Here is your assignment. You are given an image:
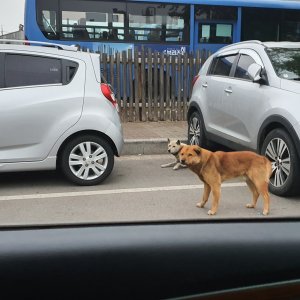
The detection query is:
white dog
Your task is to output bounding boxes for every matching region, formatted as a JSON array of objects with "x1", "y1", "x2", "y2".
[{"x1": 161, "y1": 139, "x2": 187, "y2": 170}]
